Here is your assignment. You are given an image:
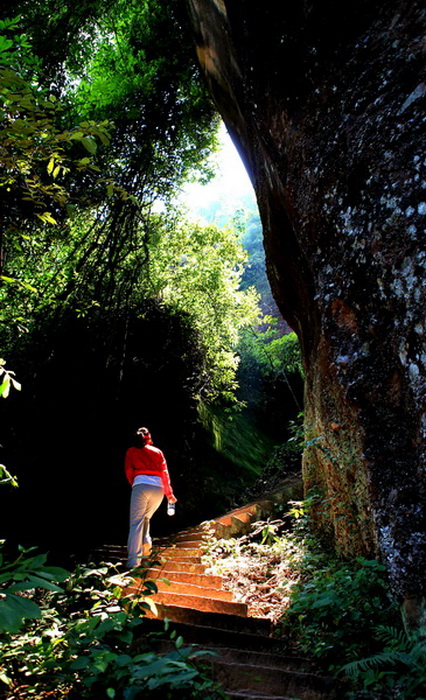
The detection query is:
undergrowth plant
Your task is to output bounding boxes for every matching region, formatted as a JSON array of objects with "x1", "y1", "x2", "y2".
[
  {"x1": 0, "y1": 561, "x2": 226, "y2": 699},
  {"x1": 278, "y1": 497, "x2": 426, "y2": 699},
  {"x1": 280, "y1": 555, "x2": 396, "y2": 664},
  {"x1": 342, "y1": 625, "x2": 426, "y2": 699}
]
